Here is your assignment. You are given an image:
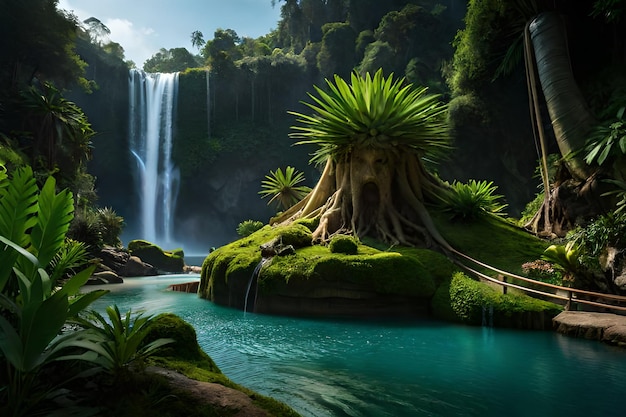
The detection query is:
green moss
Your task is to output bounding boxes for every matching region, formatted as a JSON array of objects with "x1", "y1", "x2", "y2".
[
  {"x1": 430, "y1": 279, "x2": 458, "y2": 322},
  {"x1": 201, "y1": 224, "x2": 450, "y2": 301},
  {"x1": 146, "y1": 314, "x2": 219, "y2": 370},
  {"x1": 128, "y1": 239, "x2": 185, "y2": 272},
  {"x1": 257, "y1": 242, "x2": 450, "y2": 298},
  {"x1": 143, "y1": 313, "x2": 301, "y2": 417},
  {"x1": 293, "y1": 217, "x2": 320, "y2": 232},
  {"x1": 446, "y1": 272, "x2": 562, "y2": 325},
  {"x1": 328, "y1": 234, "x2": 359, "y2": 254},
  {"x1": 433, "y1": 213, "x2": 550, "y2": 275},
  {"x1": 201, "y1": 214, "x2": 559, "y2": 325}
]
